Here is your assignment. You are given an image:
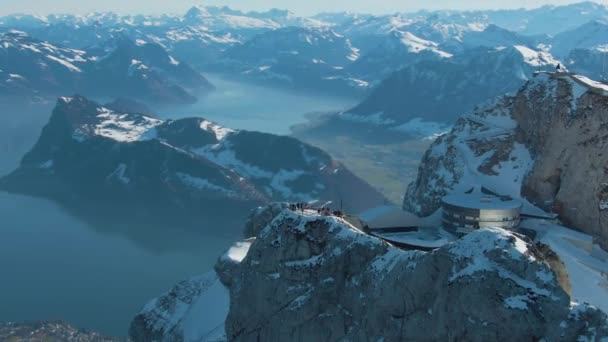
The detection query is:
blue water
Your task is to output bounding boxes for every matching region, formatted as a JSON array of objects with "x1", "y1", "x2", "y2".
[
  {"x1": 0, "y1": 81, "x2": 354, "y2": 336},
  {"x1": 162, "y1": 74, "x2": 357, "y2": 135}
]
